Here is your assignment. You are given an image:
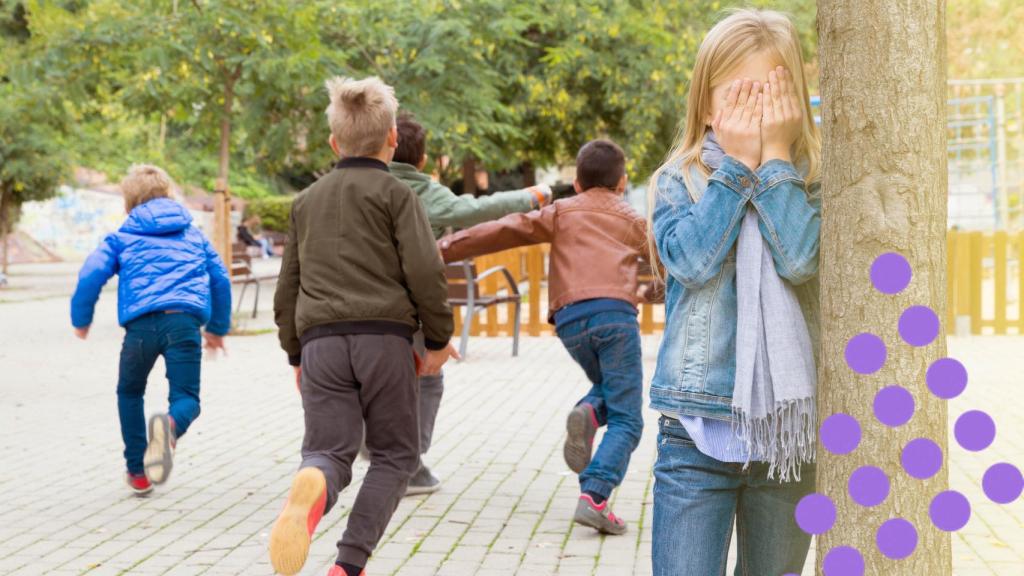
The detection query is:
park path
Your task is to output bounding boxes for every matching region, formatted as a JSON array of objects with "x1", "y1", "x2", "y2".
[{"x1": 0, "y1": 262, "x2": 1020, "y2": 575}]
